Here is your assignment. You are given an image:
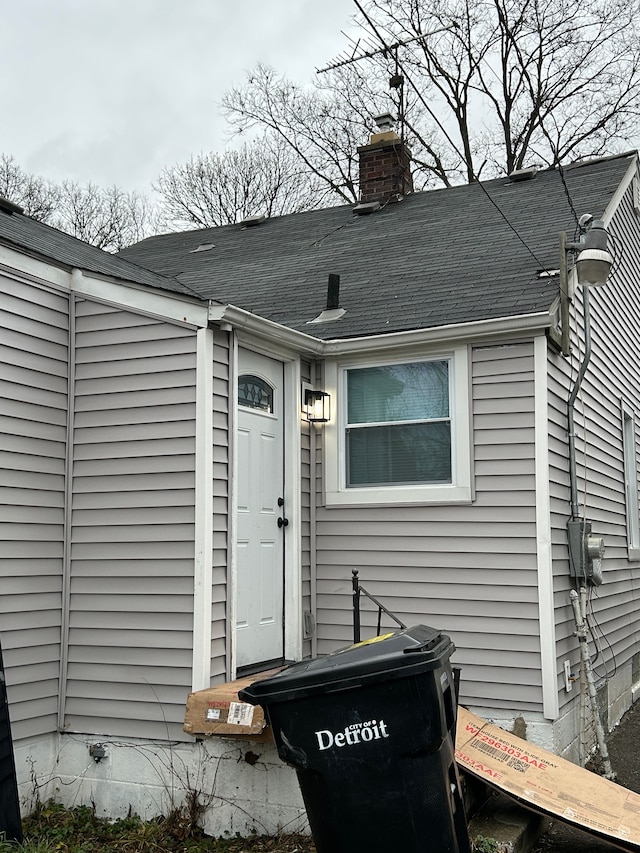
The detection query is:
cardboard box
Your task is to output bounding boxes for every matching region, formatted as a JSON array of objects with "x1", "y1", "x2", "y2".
[
  {"x1": 456, "y1": 707, "x2": 640, "y2": 849},
  {"x1": 184, "y1": 670, "x2": 280, "y2": 739}
]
